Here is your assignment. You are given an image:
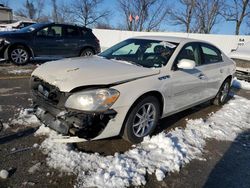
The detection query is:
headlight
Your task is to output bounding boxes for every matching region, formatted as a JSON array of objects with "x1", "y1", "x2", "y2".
[{"x1": 65, "y1": 88, "x2": 120, "y2": 112}]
